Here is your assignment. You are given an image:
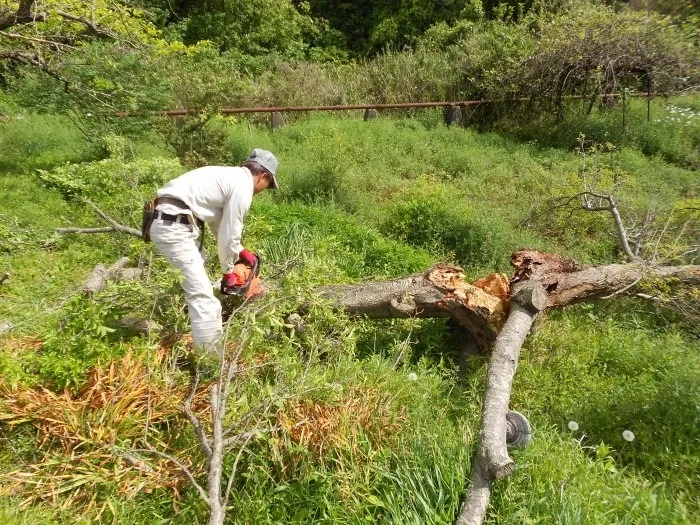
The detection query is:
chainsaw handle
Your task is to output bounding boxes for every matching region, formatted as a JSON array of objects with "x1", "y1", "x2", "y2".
[{"x1": 220, "y1": 253, "x2": 261, "y2": 296}]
